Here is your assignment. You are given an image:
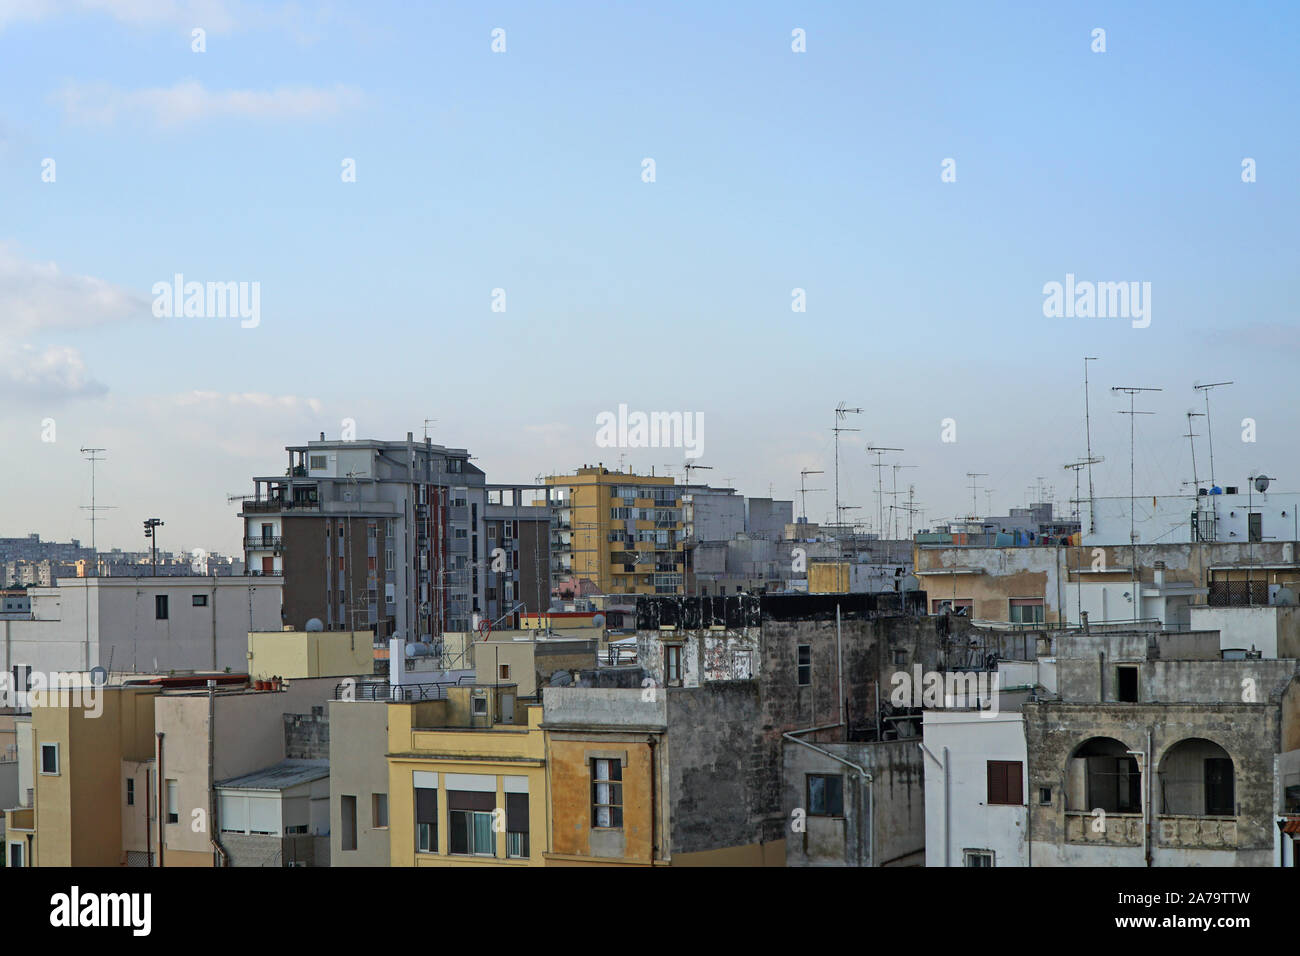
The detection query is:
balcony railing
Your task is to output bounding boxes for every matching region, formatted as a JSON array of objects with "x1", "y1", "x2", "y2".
[
  {"x1": 242, "y1": 498, "x2": 318, "y2": 513},
  {"x1": 245, "y1": 537, "x2": 283, "y2": 550}
]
